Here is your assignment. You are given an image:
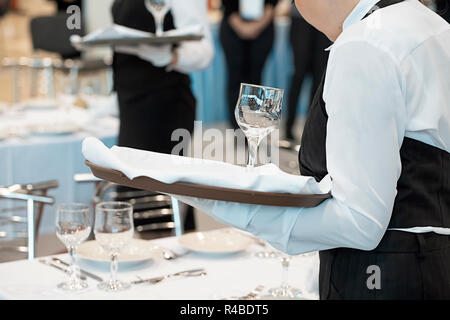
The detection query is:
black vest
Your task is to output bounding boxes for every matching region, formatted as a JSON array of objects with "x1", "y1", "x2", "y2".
[
  {"x1": 299, "y1": 1, "x2": 450, "y2": 232},
  {"x1": 111, "y1": 0, "x2": 190, "y2": 93}
]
